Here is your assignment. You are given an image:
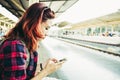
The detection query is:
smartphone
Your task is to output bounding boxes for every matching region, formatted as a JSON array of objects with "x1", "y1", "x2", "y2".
[{"x1": 59, "y1": 58, "x2": 67, "y2": 62}]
